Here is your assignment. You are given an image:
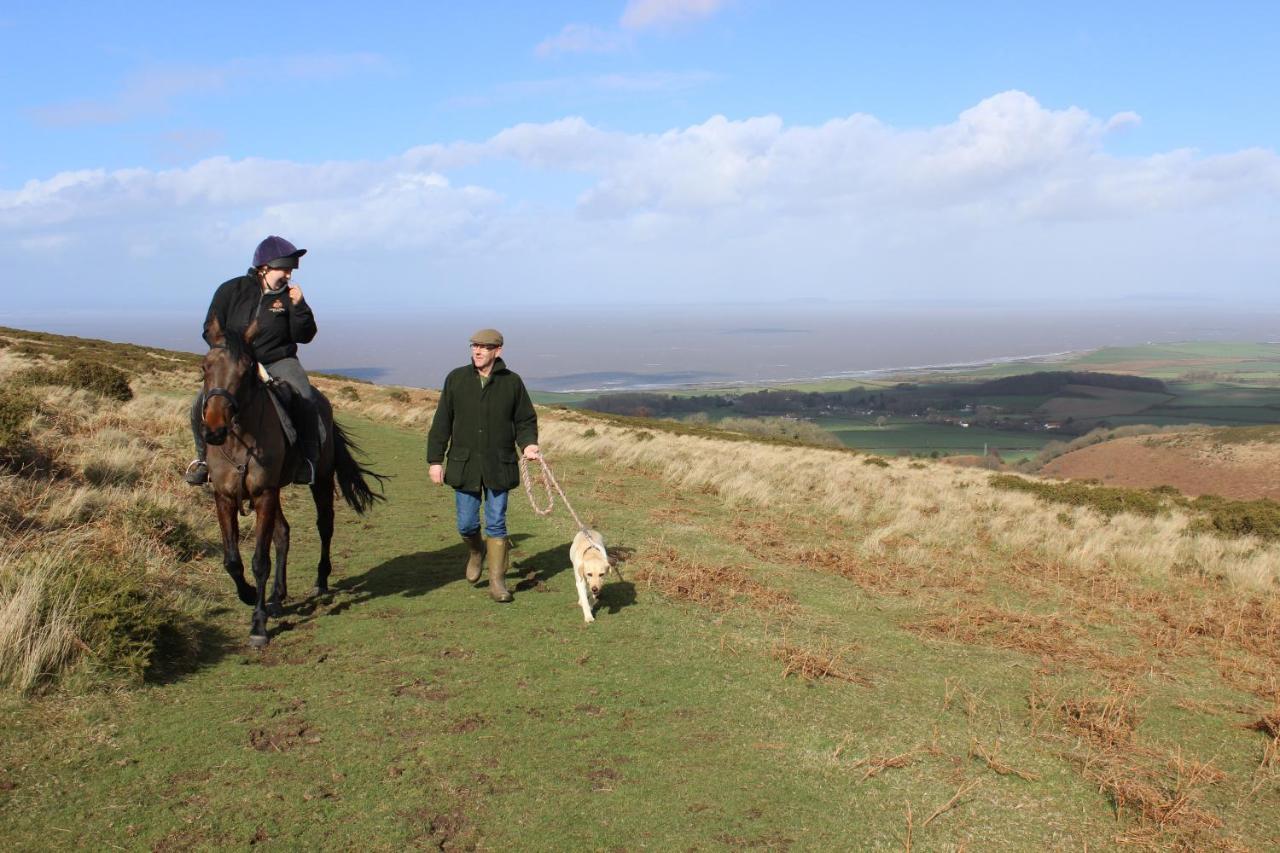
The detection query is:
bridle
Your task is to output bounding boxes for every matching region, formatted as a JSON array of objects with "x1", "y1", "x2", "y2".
[{"x1": 202, "y1": 343, "x2": 262, "y2": 515}]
